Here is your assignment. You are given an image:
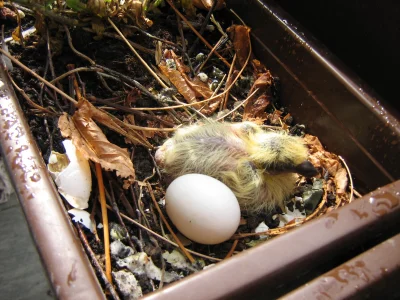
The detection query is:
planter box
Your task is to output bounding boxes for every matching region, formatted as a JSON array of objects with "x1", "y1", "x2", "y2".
[{"x1": 0, "y1": 0, "x2": 399, "y2": 299}]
